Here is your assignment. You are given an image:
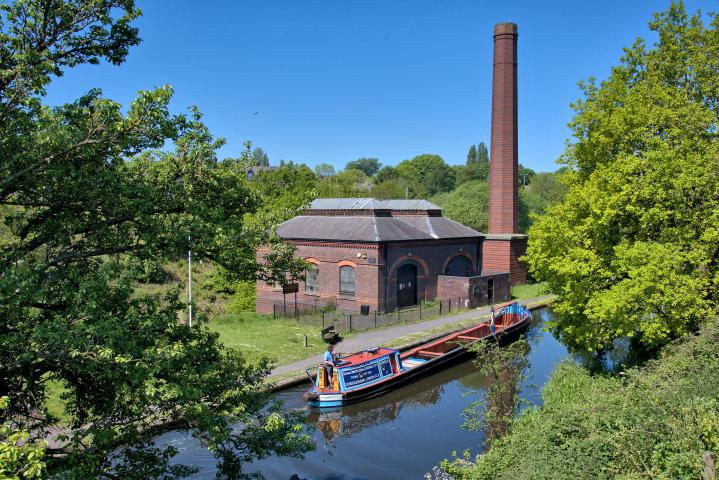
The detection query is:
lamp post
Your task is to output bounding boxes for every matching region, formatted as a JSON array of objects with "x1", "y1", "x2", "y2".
[{"x1": 188, "y1": 236, "x2": 193, "y2": 327}]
